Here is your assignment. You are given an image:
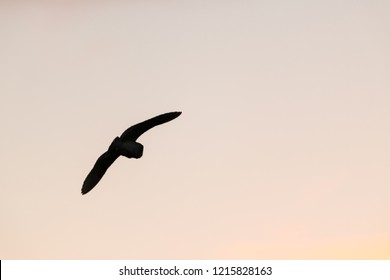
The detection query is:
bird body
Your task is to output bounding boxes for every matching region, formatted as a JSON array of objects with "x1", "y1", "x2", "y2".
[
  {"x1": 109, "y1": 137, "x2": 144, "y2": 159},
  {"x1": 82, "y1": 111, "x2": 181, "y2": 195}
]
